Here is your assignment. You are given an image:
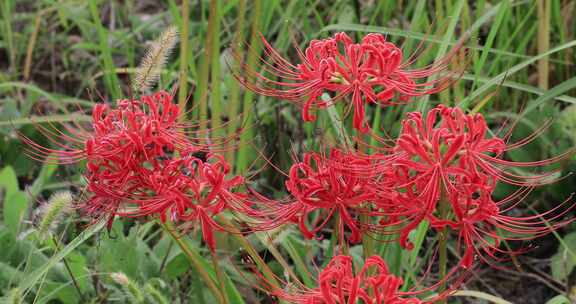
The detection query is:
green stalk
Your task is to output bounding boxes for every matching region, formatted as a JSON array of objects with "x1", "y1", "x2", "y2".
[
  {"x1": 226, "y1": 0, "x2": 246, "y2": 165},
  {"x1": 210, "y1": 250, "x2": 229, "y2": 304},
  {"x1": 216, "y1": 216, "x2": 280, "y2": 289},
  {"x1": 236, "y1": 0, "x2": 262, "y2": 173},
  {"x1": 159, "y1": 222, "x2": 224, "y2": 303},
  {"x1": 198, "y1": 0, "x2": 219, "y2": 131},
  {"x1": 51, "y1": 237, "x2": 84, "y2": 301},
  {"x1": 438, "y1": 187, "x2": 450, "y2": 303},
  {"x1": 0, "y1": 0, "x2": 15, "y2": 72},
  {"x1": 358, "y1": 130, "x2": 374, "y2": 261},
  {"x1": 177, "y1": 0, "x2": 190, "y2": 118},
  {"x1": 537, "y1": 0, "x2": 550, "y2": 90},
  {"x1": 209, "y1": 0, "x2": 223, "y2": 137},
  {"x1": 369, "y1": 106, "x2": 402, "y2": 272},
  {"x1": 360, "y1": 213, "x2": 374, "y2": 259},
  {"x1": 334, "y1": 210, "x2": 349, "y2": 256}
]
